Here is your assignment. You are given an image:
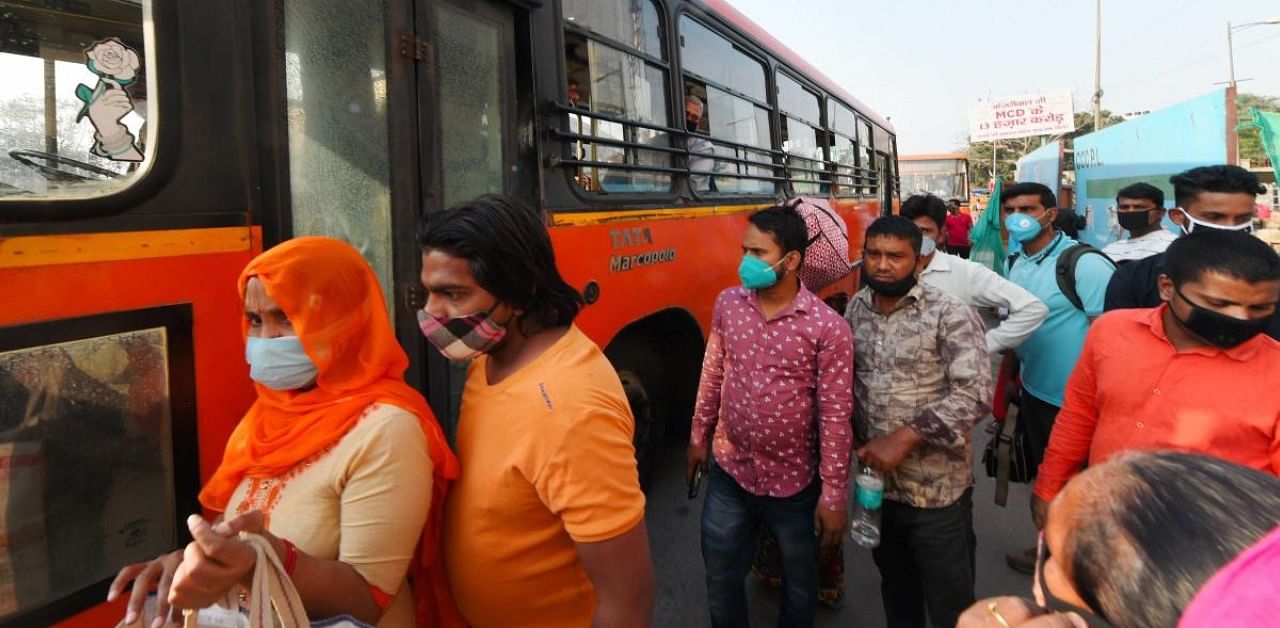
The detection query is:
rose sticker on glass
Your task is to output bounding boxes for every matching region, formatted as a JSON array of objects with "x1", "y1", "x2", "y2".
[{"x1": 75, "y1": 37, "x2": 144, "y2": 162}]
